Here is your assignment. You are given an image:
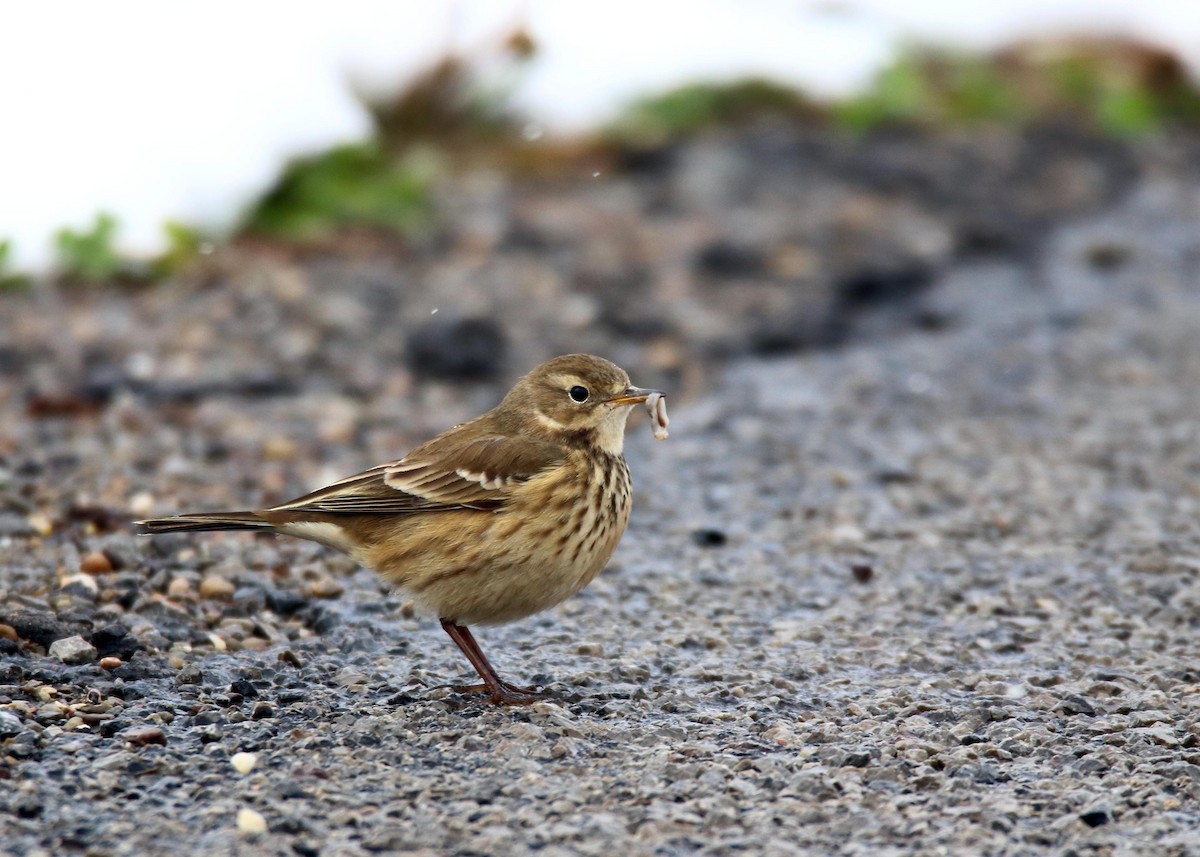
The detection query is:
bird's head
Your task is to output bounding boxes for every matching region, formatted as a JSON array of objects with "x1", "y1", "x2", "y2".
[{"x1": 498, "y1": 354, "x2": 662, "y2": 454}]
